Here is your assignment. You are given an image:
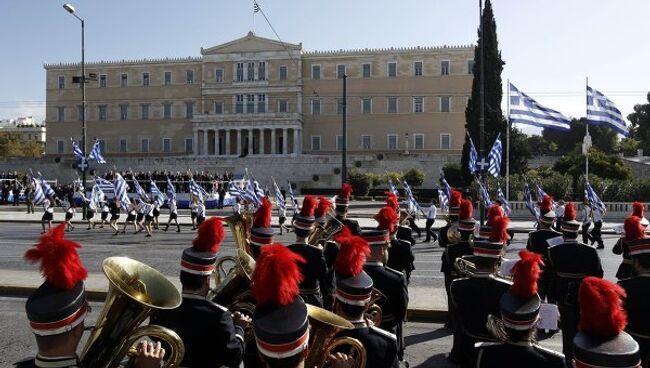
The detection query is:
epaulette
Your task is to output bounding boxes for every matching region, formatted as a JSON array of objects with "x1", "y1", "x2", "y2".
[
  {"x1": 474, "y1": 341, "x2": 503, "y2": 349},
  {"x1": 384, "y1": 266, "x2": 404, "y2": 277},
  {"x1": 533, "y1": 344, "x2": 565, "y2": 358},
  {"x1": 369, "y1": 325, "x2": 397, "y2": 341}
]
